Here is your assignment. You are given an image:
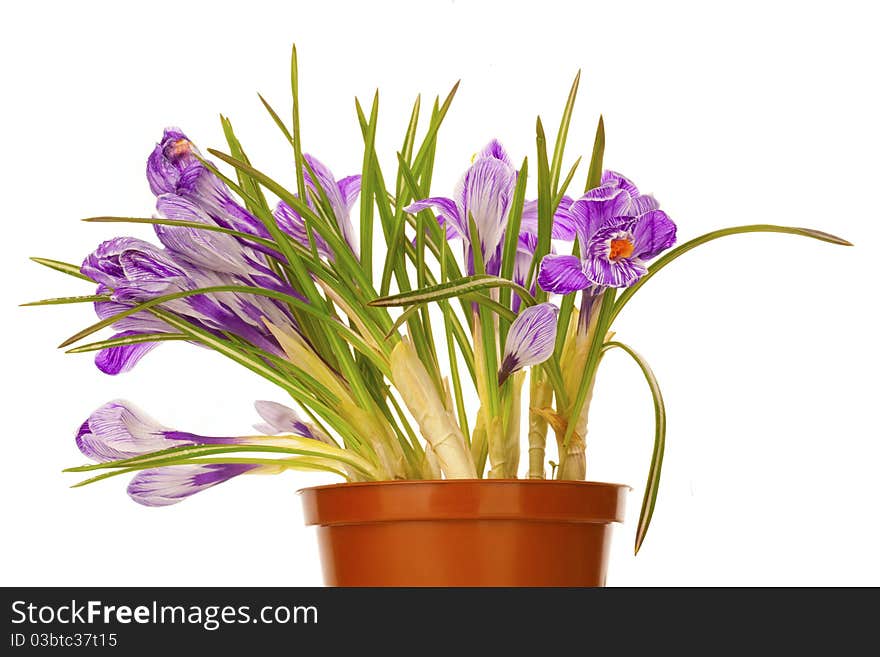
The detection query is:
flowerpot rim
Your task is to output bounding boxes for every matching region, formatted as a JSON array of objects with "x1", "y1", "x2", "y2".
[
  {"x1": 298, "y1": 478, "x2": 631, "y2": 493},
  {"x1": 299, "y1": 479, "x2": 631, "y2": 527}
]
